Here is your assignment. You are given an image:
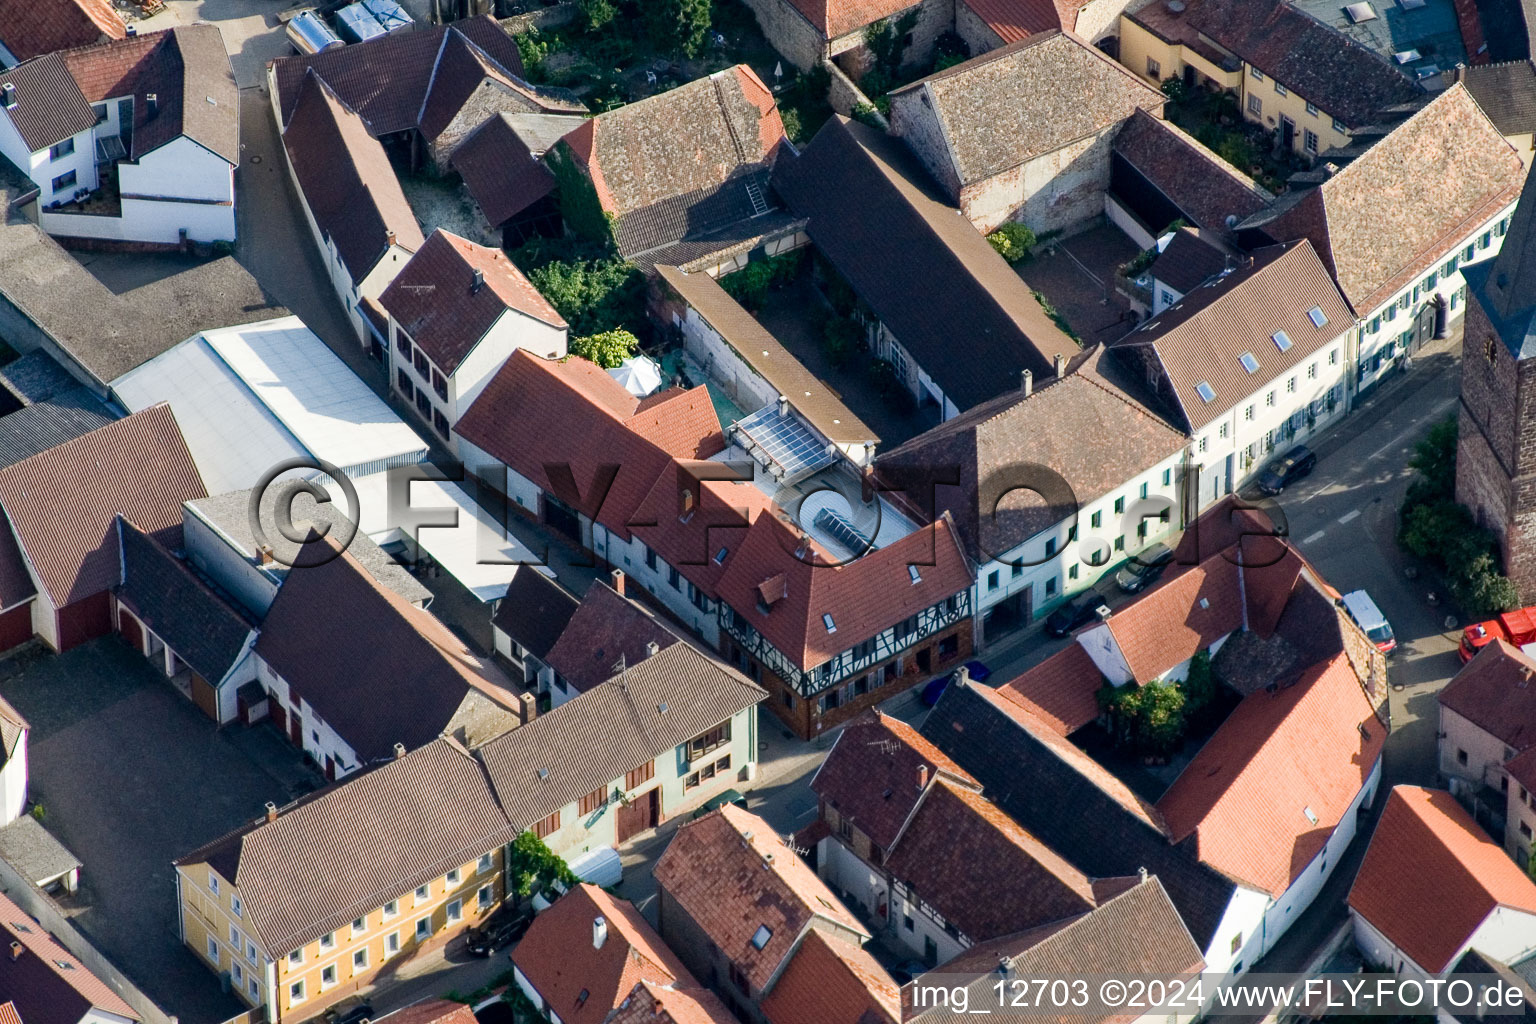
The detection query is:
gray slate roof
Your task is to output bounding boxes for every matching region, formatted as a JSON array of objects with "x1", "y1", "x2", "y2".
[
  {"x1": 0, "y1": 816, "x2": 81, "y2": 888},
  {"x1": 490, "y1": 566, "x2": 578, "y2": 661},
  {"x1": 1453, "y1": 61, "x2": 1536, "y2": 138}
]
